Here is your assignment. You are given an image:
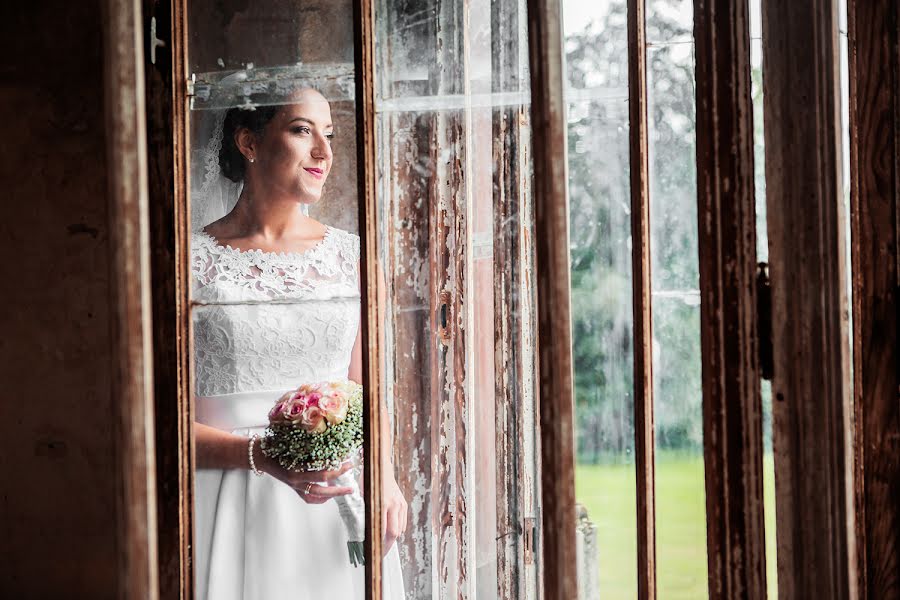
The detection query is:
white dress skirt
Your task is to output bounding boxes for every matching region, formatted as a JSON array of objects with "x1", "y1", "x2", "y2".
[{"x1": 191, "y1": 228, "x2": 405, "y2": 600}]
